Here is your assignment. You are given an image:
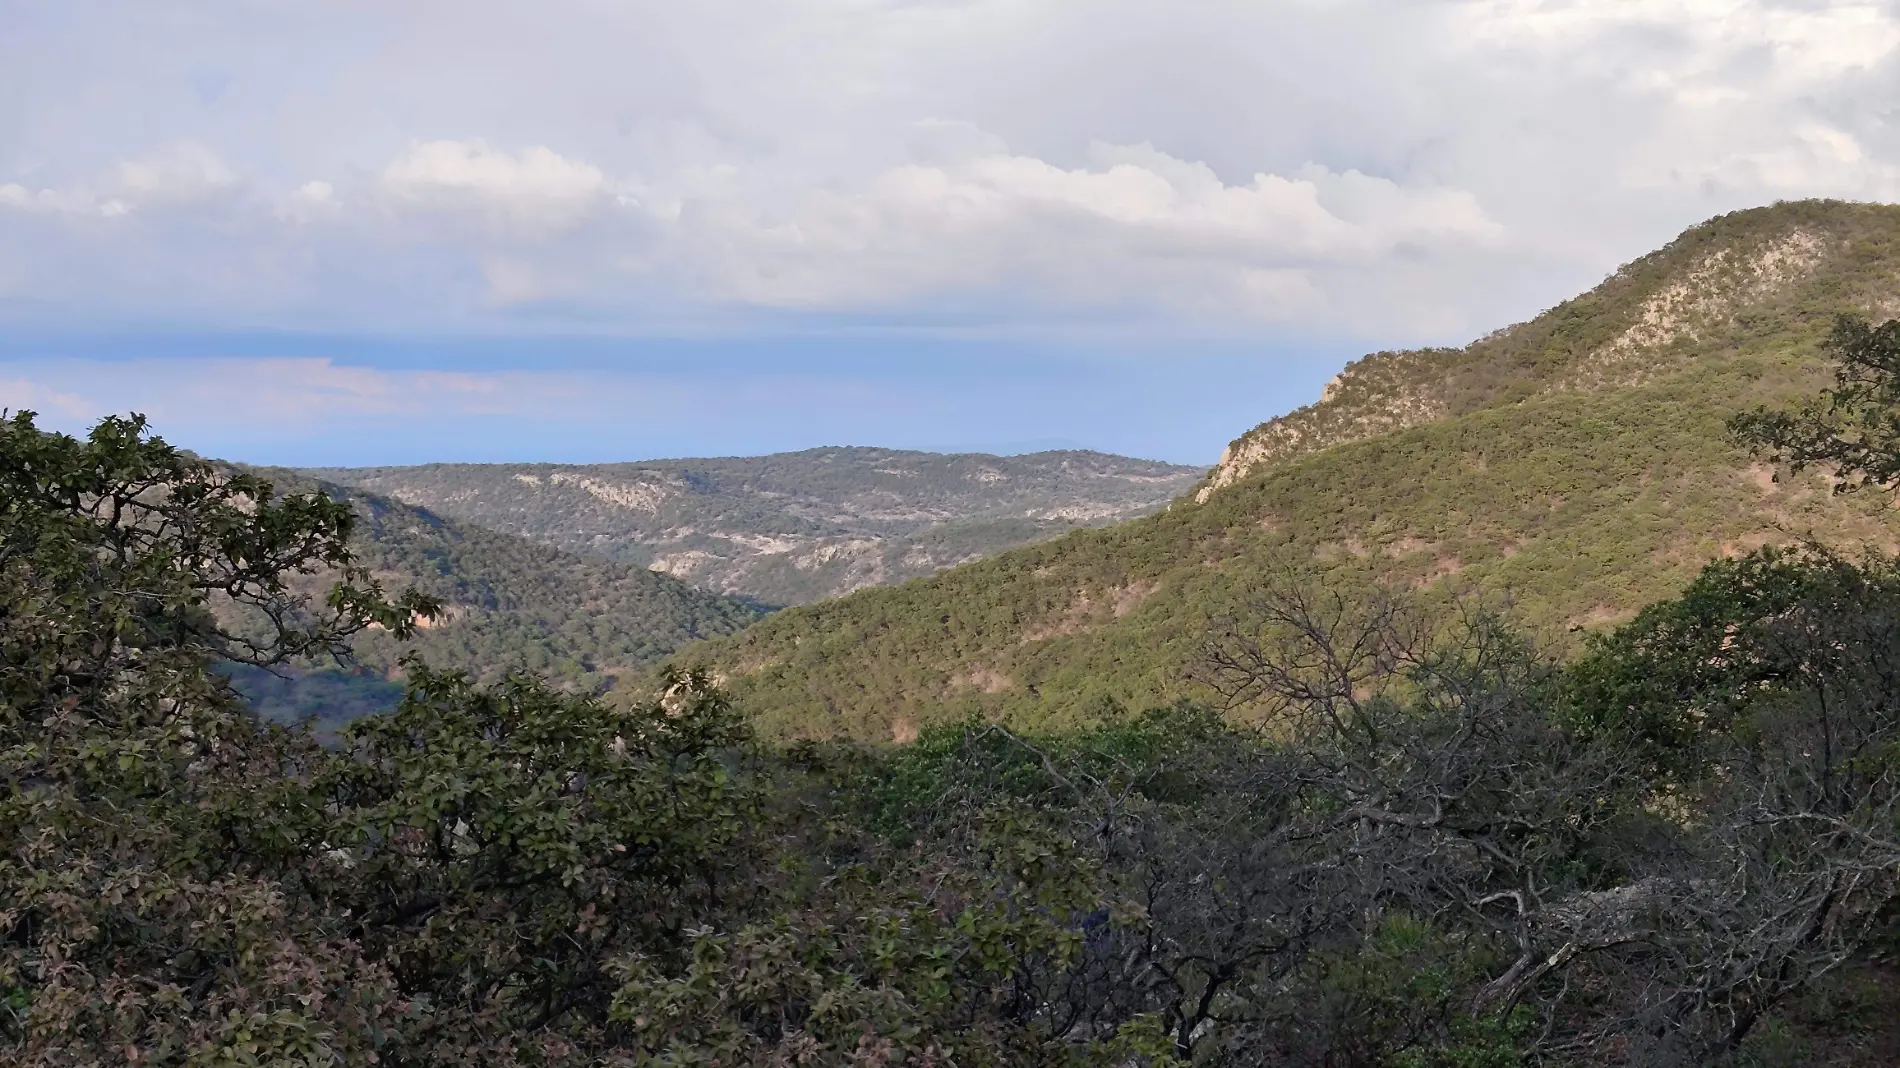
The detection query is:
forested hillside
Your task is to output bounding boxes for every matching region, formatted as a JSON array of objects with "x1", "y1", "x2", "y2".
[
  {"x1": 230, "y1": 469, "x2": 764, "y2": 728},
  {"x1": 19, "y1": 409, "x2": 1900, "y2": 1065},
  {"x1": 306, "y1": 448, "x2": 1200, "y2": 606},
  {"x1": 679, "y1": 200, "x2": 1900, "y2": 741}
]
